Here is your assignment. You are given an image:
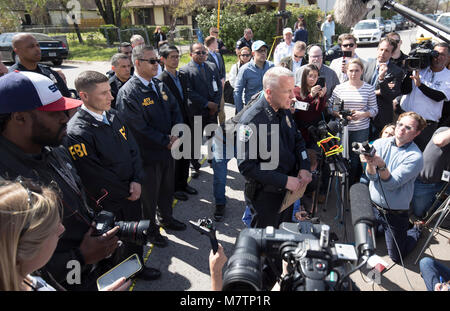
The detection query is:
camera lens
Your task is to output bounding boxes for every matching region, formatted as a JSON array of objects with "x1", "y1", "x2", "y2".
[
  {"x1": 222, "y1": 235, "x2": 261, "y2": 291},
  {"x1": 115, "y1": 220, "x2": 150, "y2": 245}
]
